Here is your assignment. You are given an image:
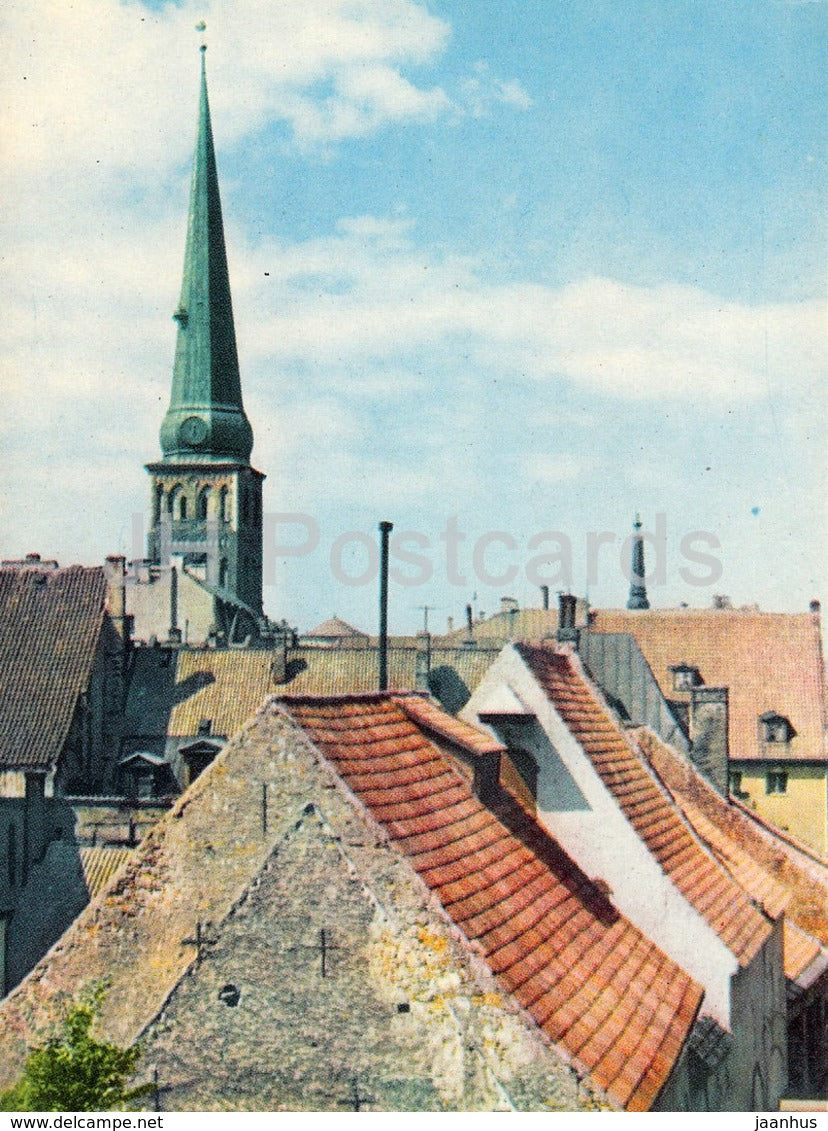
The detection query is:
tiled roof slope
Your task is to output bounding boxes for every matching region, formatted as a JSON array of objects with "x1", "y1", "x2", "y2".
[
  {"x1": 279, "y1": 693, "x2": 703, "y2": 1111},
  {"x1": 587, "y1": 609, "x2": 826, "y2": 763},
  {"x1": 783, "y1": 921, "x2": 822, "y2": 983},
  {"x1": 303, "y1": 615, "x2": 368, "y2": 639},
  {"x1": 634, "y1": 726, "x2": 828, "y2": 949},
  {"x1": 79, "y1": 846, "x2": 134, "y2": 899},
  {"x1": 0, "y1": 565, "x2": 107, "y2": 769},
  {"x1": 166, "y1": 645, "x2": 497, "y2": 737},
  {"x1": 395, "y1": 693, "x2": 505, "y2": 757},
  {"x1": 516, "y1": 645, "x2": 772, "y2": 967}
]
